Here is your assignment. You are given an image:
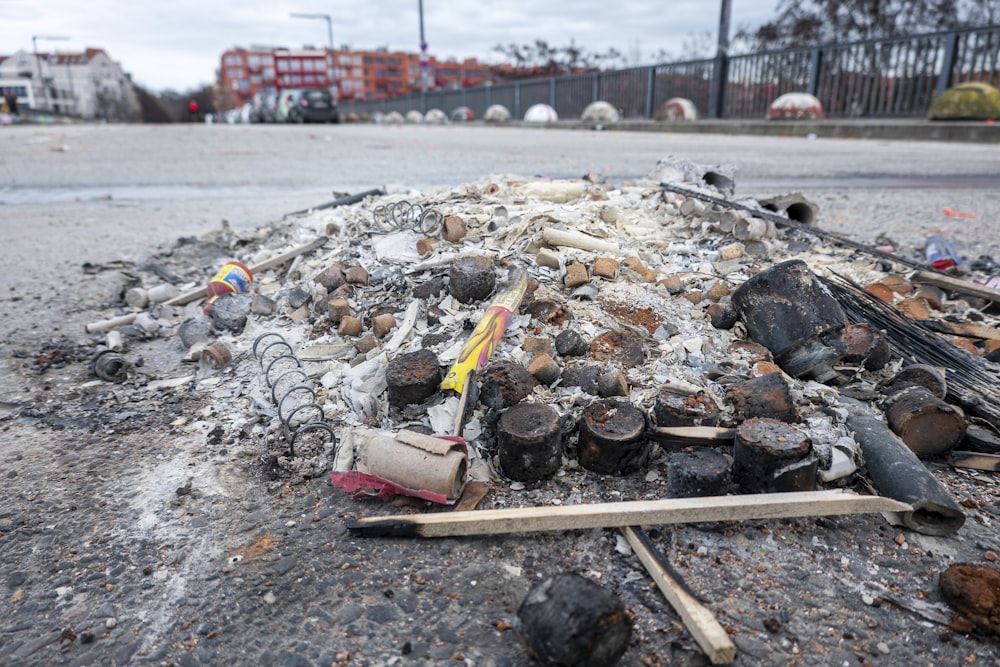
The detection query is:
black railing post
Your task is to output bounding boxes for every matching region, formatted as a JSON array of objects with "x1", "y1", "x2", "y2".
[
  {"x1": 592, "y1": 71, "x2": 600, "y2": 104},
  {"x1": 514, "y1": 81, "x2": 521, "y2": 119},
  {"x1": 550, "y1": 77, "x2": 556, "y2": 109},
  {"x1": 936, "y1": 31, "x2": 961, "y2": 95},
  {"x1": 644, "y1": 66, "x2": 656, "y2": 119},
  {"x1": 807, "y1": 48, "x2": 822, "y2": 96}
]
